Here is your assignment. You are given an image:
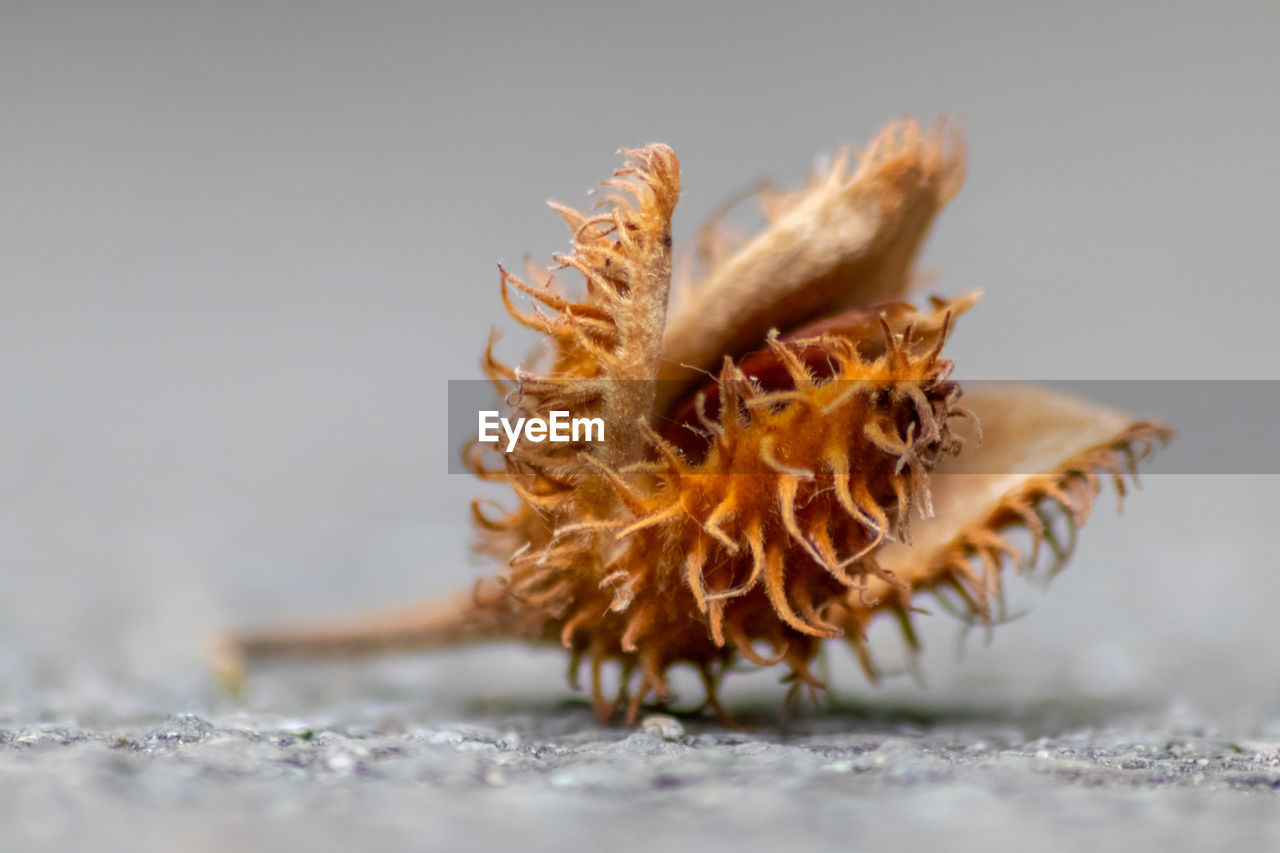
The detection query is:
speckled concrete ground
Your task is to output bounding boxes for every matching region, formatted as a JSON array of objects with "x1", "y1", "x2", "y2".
[{"x1": 6, "y1": 693, "x2": 1280, "y2": 853}]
